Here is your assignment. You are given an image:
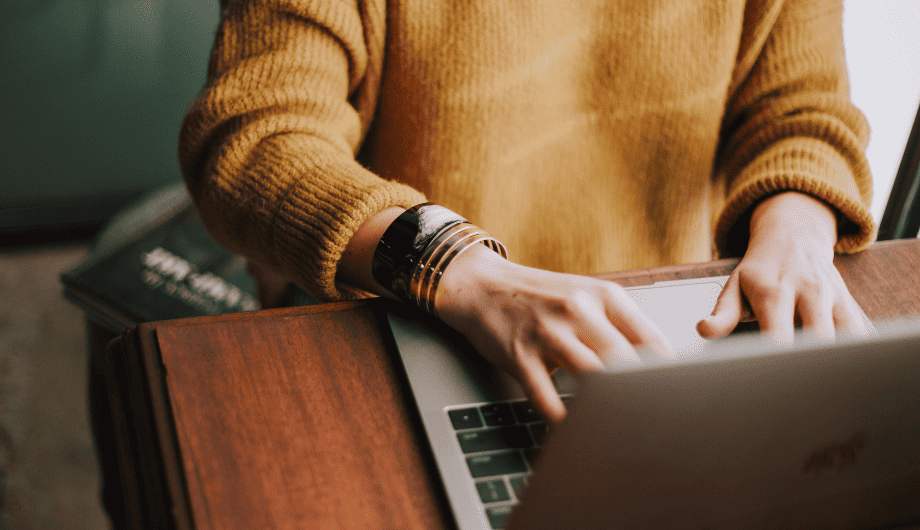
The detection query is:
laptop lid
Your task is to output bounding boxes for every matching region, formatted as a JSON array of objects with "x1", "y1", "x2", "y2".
[{"x1": 507, "y1": 318, "x2": 920, "y2": 530}]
